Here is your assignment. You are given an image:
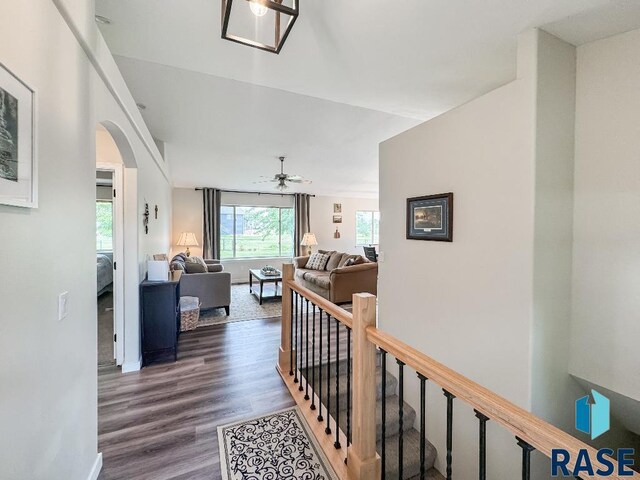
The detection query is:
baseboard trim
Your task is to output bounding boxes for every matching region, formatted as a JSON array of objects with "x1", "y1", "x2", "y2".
[
  {"x1": 87, "y1": 453, "x2": 102, "y2": 480},
  {"x1": 121, "y1": 358, "x2": 141, "y2": 373}
]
